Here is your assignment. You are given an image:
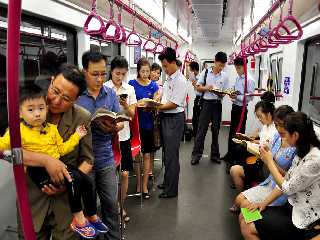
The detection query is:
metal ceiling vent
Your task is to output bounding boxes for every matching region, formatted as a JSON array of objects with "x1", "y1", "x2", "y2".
[{"x1": 191, "y1": 0, "x2": 224, "y2": 41}]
